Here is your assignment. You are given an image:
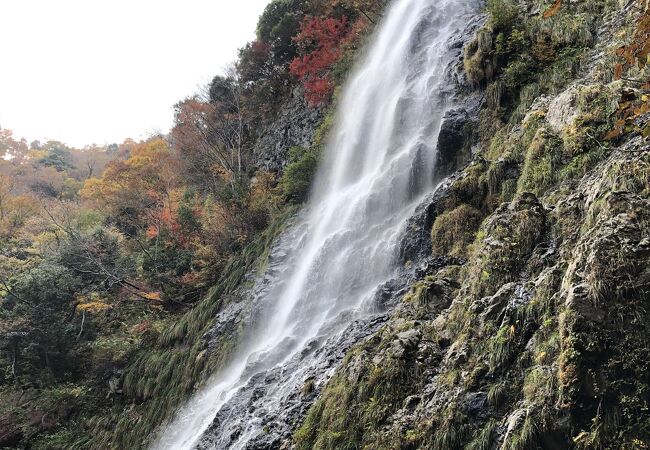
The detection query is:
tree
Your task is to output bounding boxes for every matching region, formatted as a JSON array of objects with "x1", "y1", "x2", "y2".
[
  {"x1": 278, "y1": 146, "x2": 319, "y2": 202},
  {"x1": 3, "y1": 262, "x2": 82, "y2": 379},
  {"x1": 289, "y1": 16, "x2": 354, "y2": 105},
  {"x1": 37, "y1": 142, "x2": 75, "y2": 172},
  {"x1": 81, "y1": 138, "x2": 179, "y2": 235},
  {"x1": 257, "y1": 0, "x2": 308, "y2": 65},
  {"x1": 327, "y1": 0, "x2": 386, "y2": 23},
  {"x1": 0, "y1": 129, "x2": 29, "y2": 162},
  {"x1": 171, "y1": 72, "x2": 247, "y2": 195},
  {"x1": 209, "y1": 68, "x2": 245, "y2": 174},
  {"x1": 68, "y1": 145, "x2": 115, "y2": 181}
]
